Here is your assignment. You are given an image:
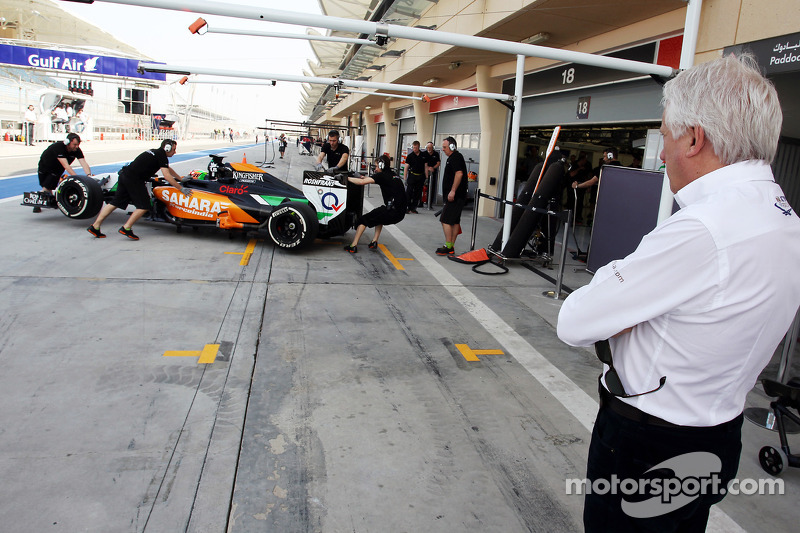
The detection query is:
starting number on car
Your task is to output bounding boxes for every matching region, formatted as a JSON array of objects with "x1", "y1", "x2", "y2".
[{"x1": 577, "y1": 96, "x2": 591, "y2": 120}]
